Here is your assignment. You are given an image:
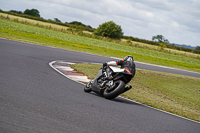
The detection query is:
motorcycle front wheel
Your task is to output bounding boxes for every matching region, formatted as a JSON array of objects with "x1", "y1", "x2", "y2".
[
  {"x1": 84, "y1": 81, "x2": 92, "y2": 93},
  {"x1": 103, "y1": 80, "x2": 125, "y2": 100}
]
